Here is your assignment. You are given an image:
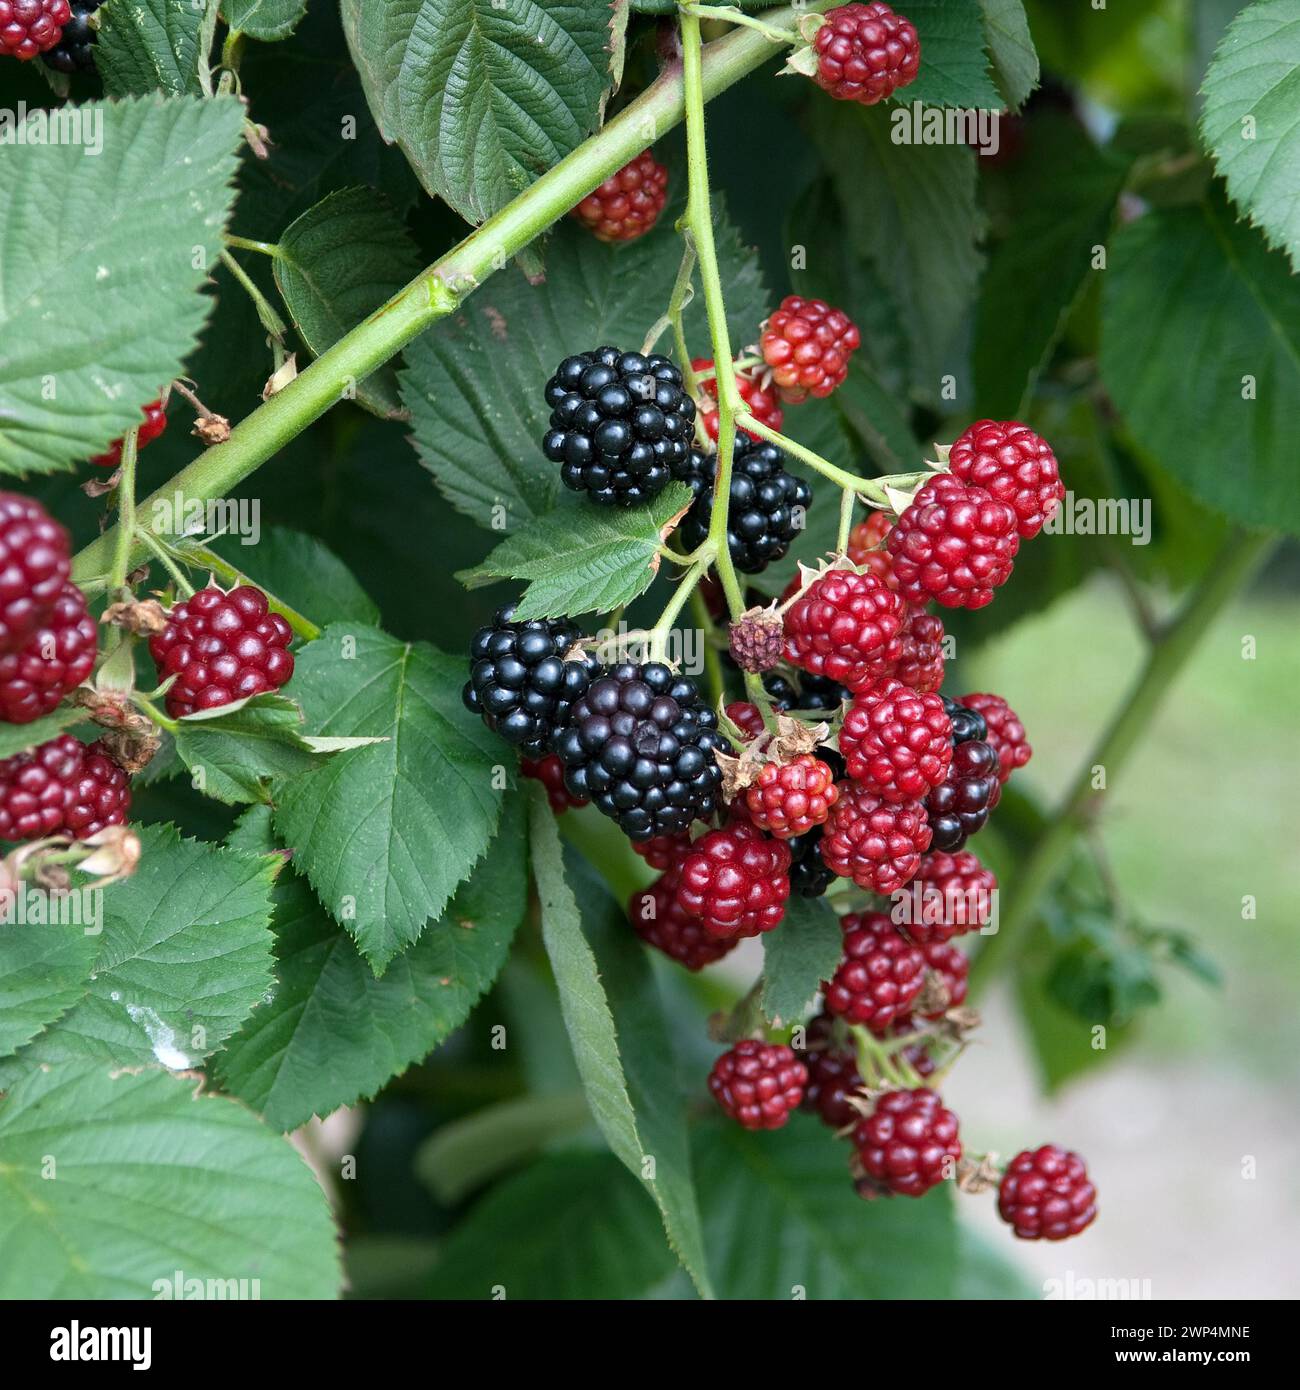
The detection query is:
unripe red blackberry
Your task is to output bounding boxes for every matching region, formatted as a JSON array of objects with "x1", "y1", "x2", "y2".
[
  {"x1": 960, "y1": 691, "x2": 1031, "y2": 784},
  {"x1": 724, "y1": 700, "x2": 766, "y2": 742},
  {"x1": 0, "y1": 582, "x2": 96, "y2": 724},
  {"x1": 692, "y1": 358, "x2": 784, "y2": 442},
  {"x1": 914, "y1": 940, "x2": 969, "y2": 1017},
  {"x1": 998, "y1": 1145, "x2": 1097, "y2": 1241},
  {"x1": 0, "y1": 734, "x2": 129, "y2": 841},
  {"x1": 846, "y1": 510, "x2": 896, "y2": 588},
  {"x1": 89, "y1": 398, "x2": 167, "y2": 468},
  {"x1": 759, "y1": 295, "x2": 860, "y2": 402},
  {"x1": 629, "y1": 870, "x2": 738, "y2": 971},
  {"x1": 799, "y1": 1016, "x2": 864, "y2": 1129},
  {"x1": 853, "y1": 1087, "x2": 961, "y2": 1197},
  {"x1": 629, "y1": 829, "x2": 692, "y2": 873},
  {"x1": 675, "y1": 819, "x2": 791, "y2": 939},
  {"x1": 893, "y1": 849, "x2": 996, "y2": 944},
  {"x1": 570, "y1": 150, "x2": 668, "y2": 243},
  {"x1": 149, "y1": 584, "x2": 295, "y2": 720},
  {"x1": 708, "y1": 1039, "x2": 807, "y2": 1130},
  {"x1": 887, "y1": 606, "x2": 946, "y2": 694},
  {"x1": 520, "y1": 753, "x2": 588, "y2": 814},
  {"x1": 783, "y1": 568, "x2": 904, "y2": 692},
  {"x1": 838, "y1": 676, "x2": 952, "y2": 803},
  {"x1": 0, "y1": 492, "x2": 72, "y2": 655},
  {"x1": 821, "y1": 780, "x2": 931, "y2": 894},
  {"x1": 744, "y1": 754, "x2": 839, "y2": 839},
  {"x1": 887, "y1": 474, "x2": 1019, "y2": 610},
  {"x1": 948, "y1": 419, "x2": 1064, "y2": 539},
  {"x1": 810, "y1": 3, "x2": 921, "y2": 108},
  {"x1": 823, "y1": 911, "x2": 925, "y2": 1033},
  {"x1": 0, "y1": 0, "x2": 71, "y2": 59}
]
